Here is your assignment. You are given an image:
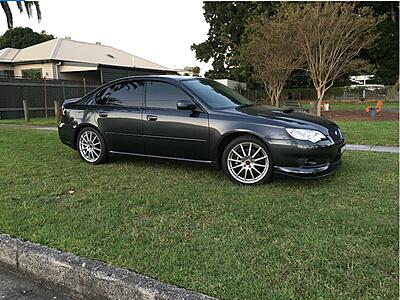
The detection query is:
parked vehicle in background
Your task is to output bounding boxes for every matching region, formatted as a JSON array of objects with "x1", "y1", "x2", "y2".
[{"x1": 58, "y1": 76, "x2": 345, "y2": 185}]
